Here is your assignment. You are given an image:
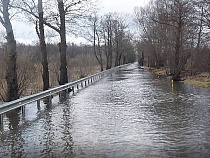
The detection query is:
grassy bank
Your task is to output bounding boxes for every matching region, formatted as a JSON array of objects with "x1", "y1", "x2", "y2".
[
  {"x1": 147, "y1": 67, "x2": 210, "y2": 88},
  {"x1": 183, "y1": 73, "x2": 210, "y2": 88},
  {"x1": 145, "y1": 67, "x2": 167, "y2": 77}
]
